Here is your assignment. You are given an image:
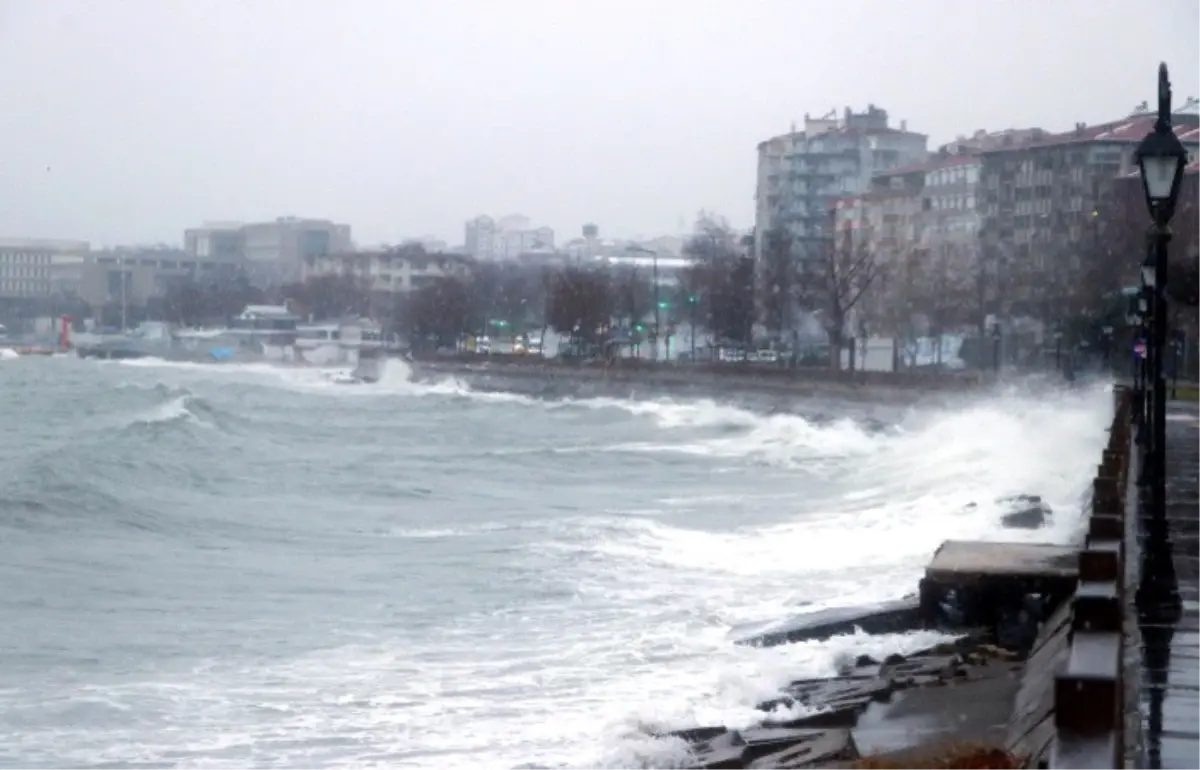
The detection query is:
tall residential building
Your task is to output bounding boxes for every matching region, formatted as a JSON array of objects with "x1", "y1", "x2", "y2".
[
  {"x1": 464, "y1": 216, "x2": 497, "y2": 261},
  {"x1": 754, "y1": 105, "x2": 928, "y2": 309},
  {"x1": 464, "y1": 214, "x2": 554, "y2": 261}
]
